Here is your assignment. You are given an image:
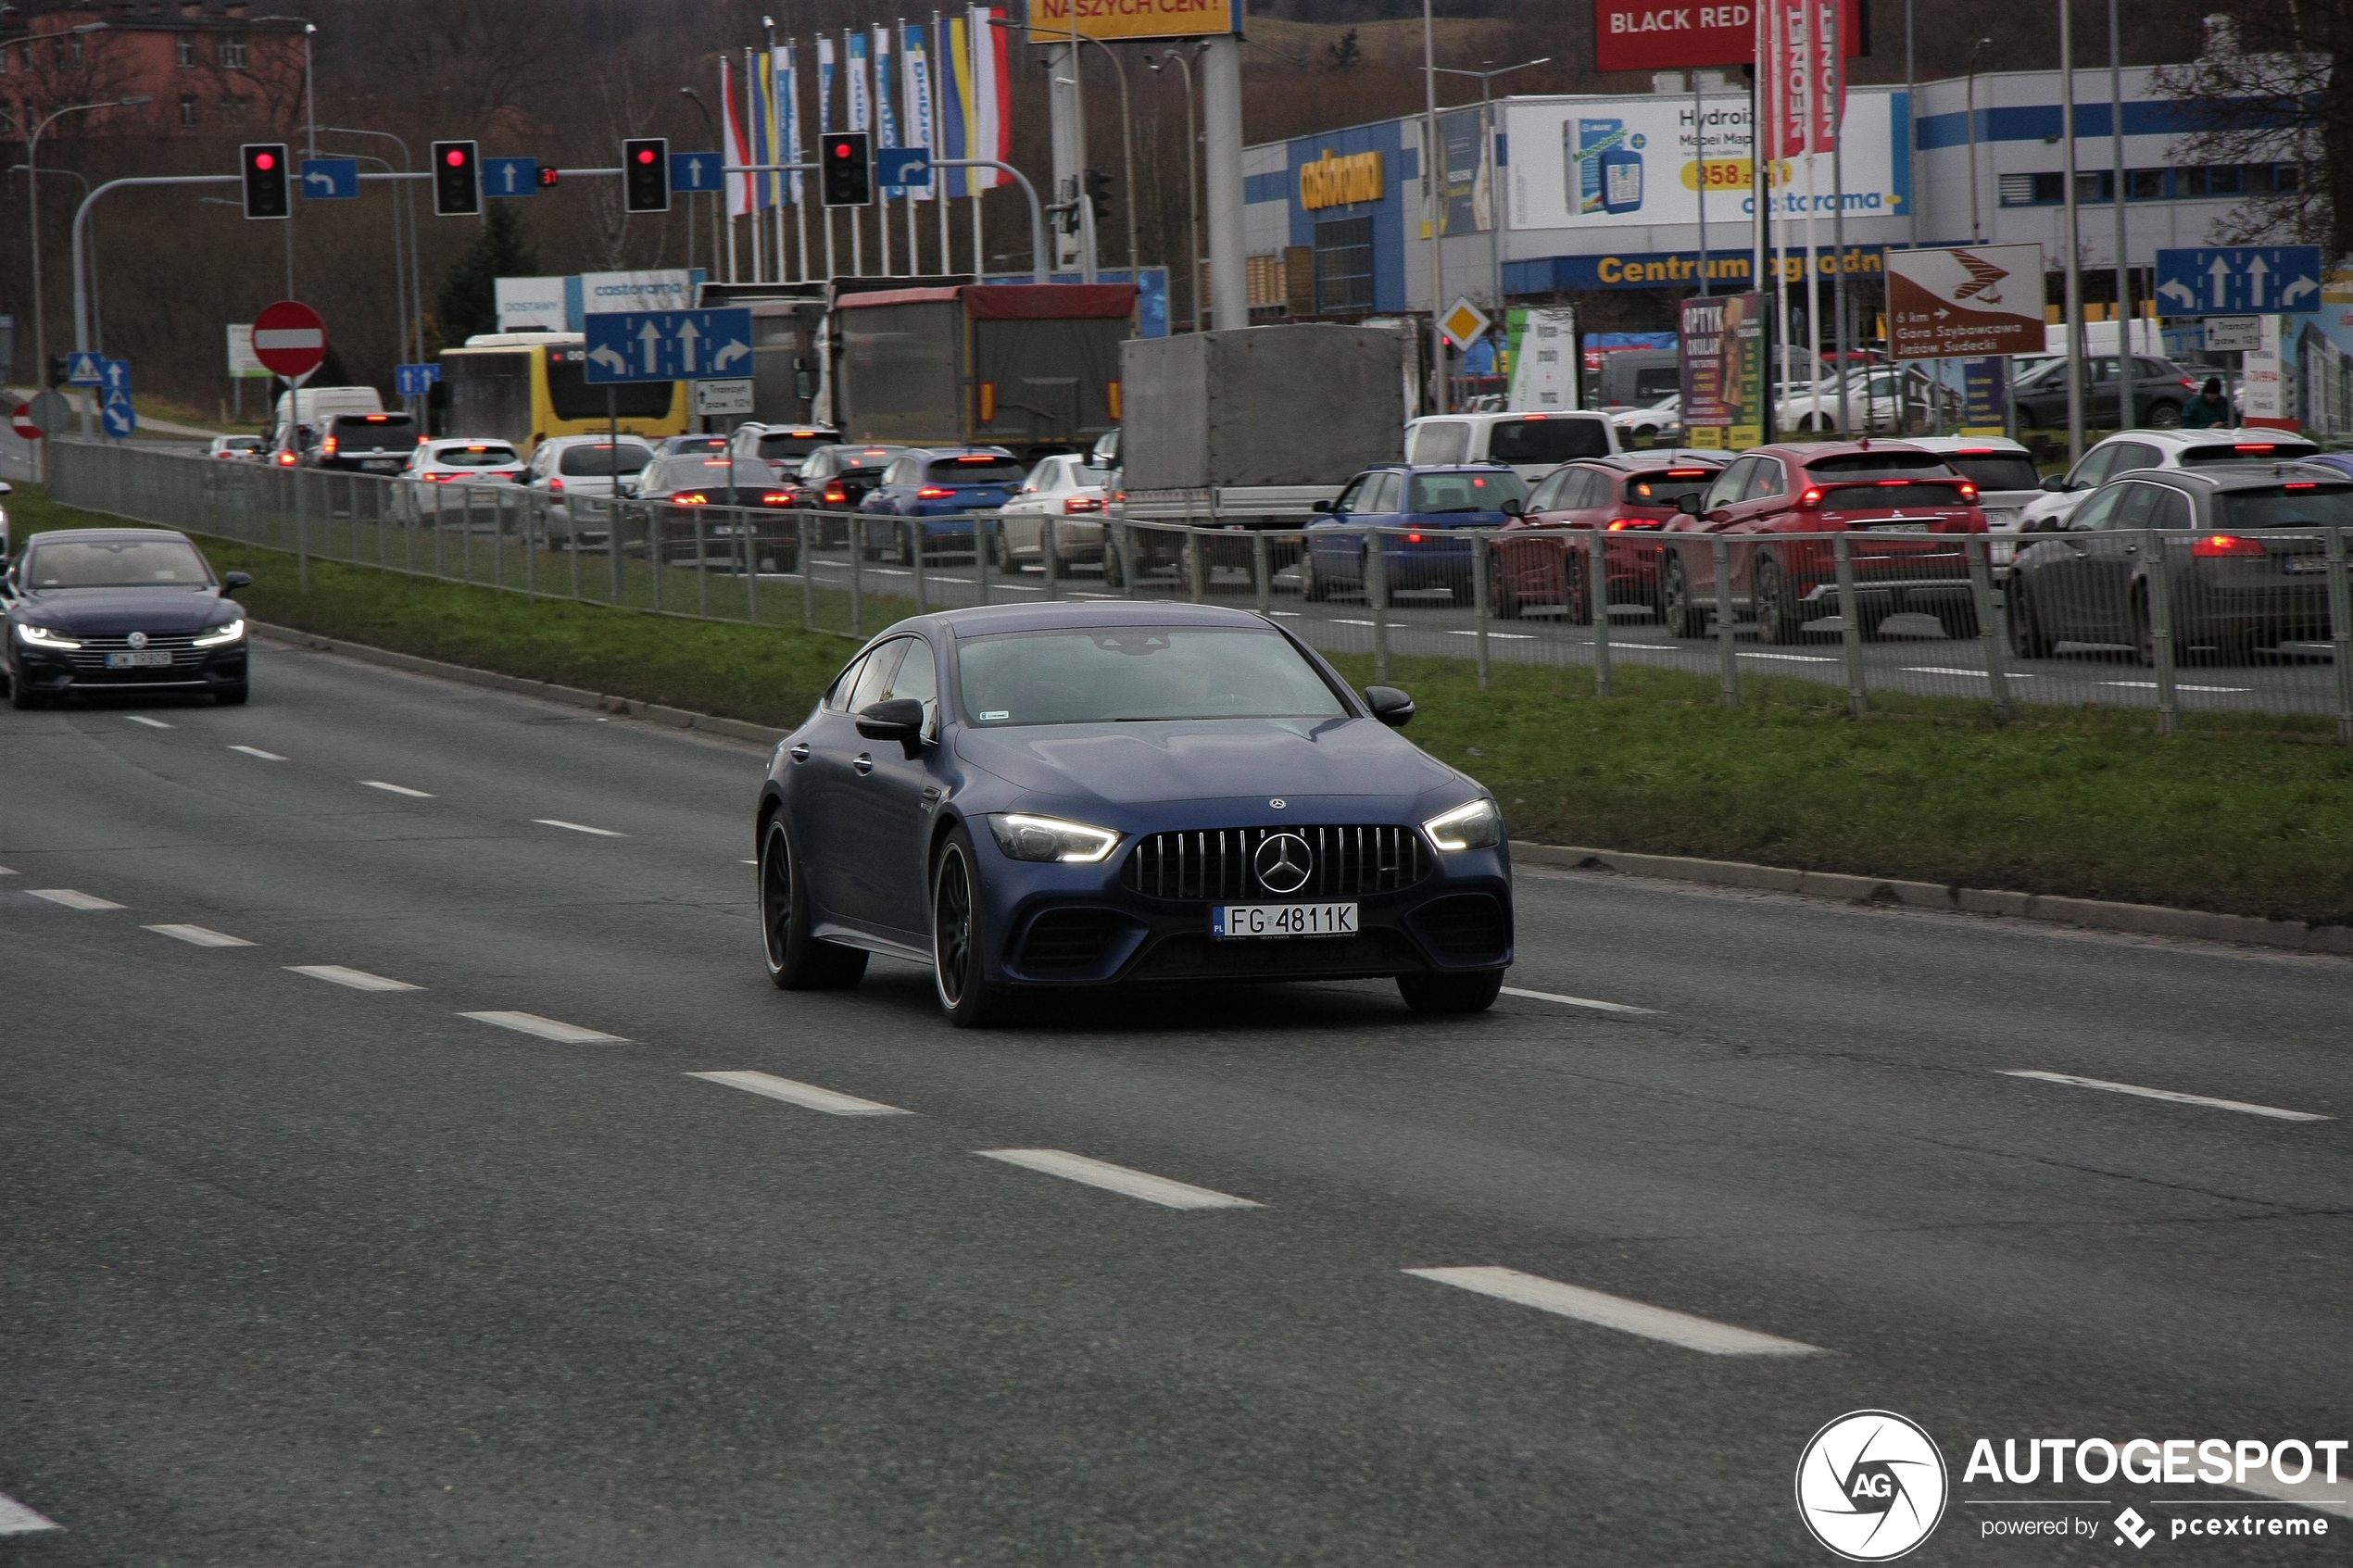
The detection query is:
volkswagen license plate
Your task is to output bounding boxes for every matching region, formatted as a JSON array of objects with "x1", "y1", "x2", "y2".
[
  {"x1": 363, "y1": 459, "x2": 400, "y2": 470},
  {"x1": 1212, "y1": 903, "x2": 1358, "y2": 938},
  {"x1": 105, "y1": 649, "x2": 171, "y2": 669}
]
